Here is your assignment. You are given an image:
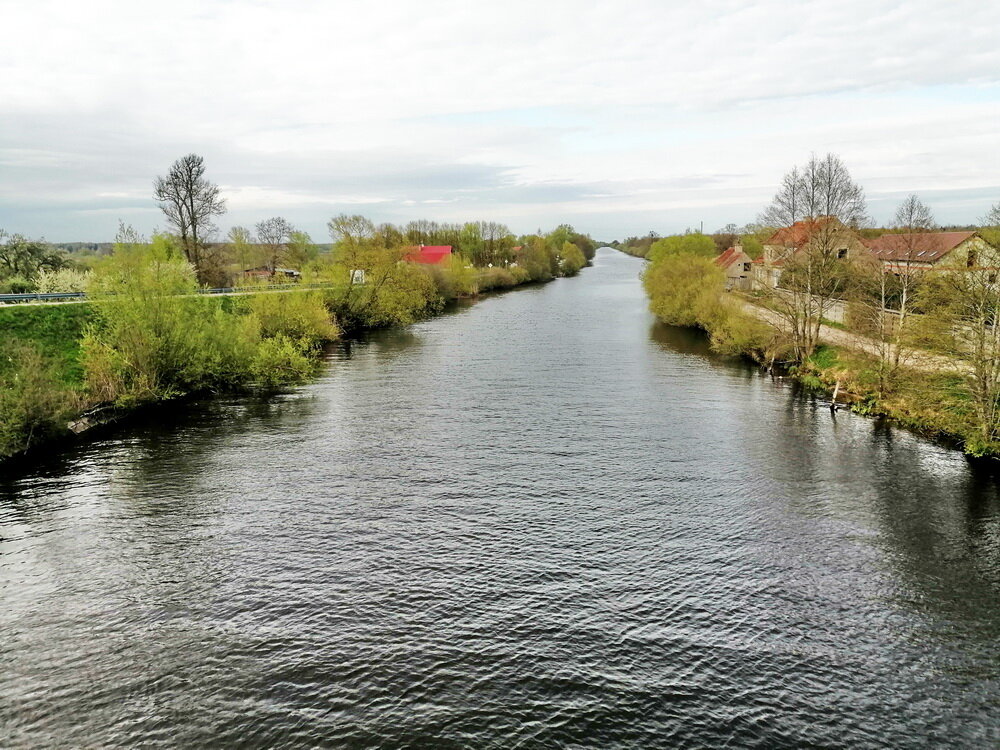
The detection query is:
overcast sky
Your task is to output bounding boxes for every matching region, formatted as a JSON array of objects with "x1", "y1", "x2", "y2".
[{"x1": 2, "y1": 0, "x2": 999, "y2": 242}]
